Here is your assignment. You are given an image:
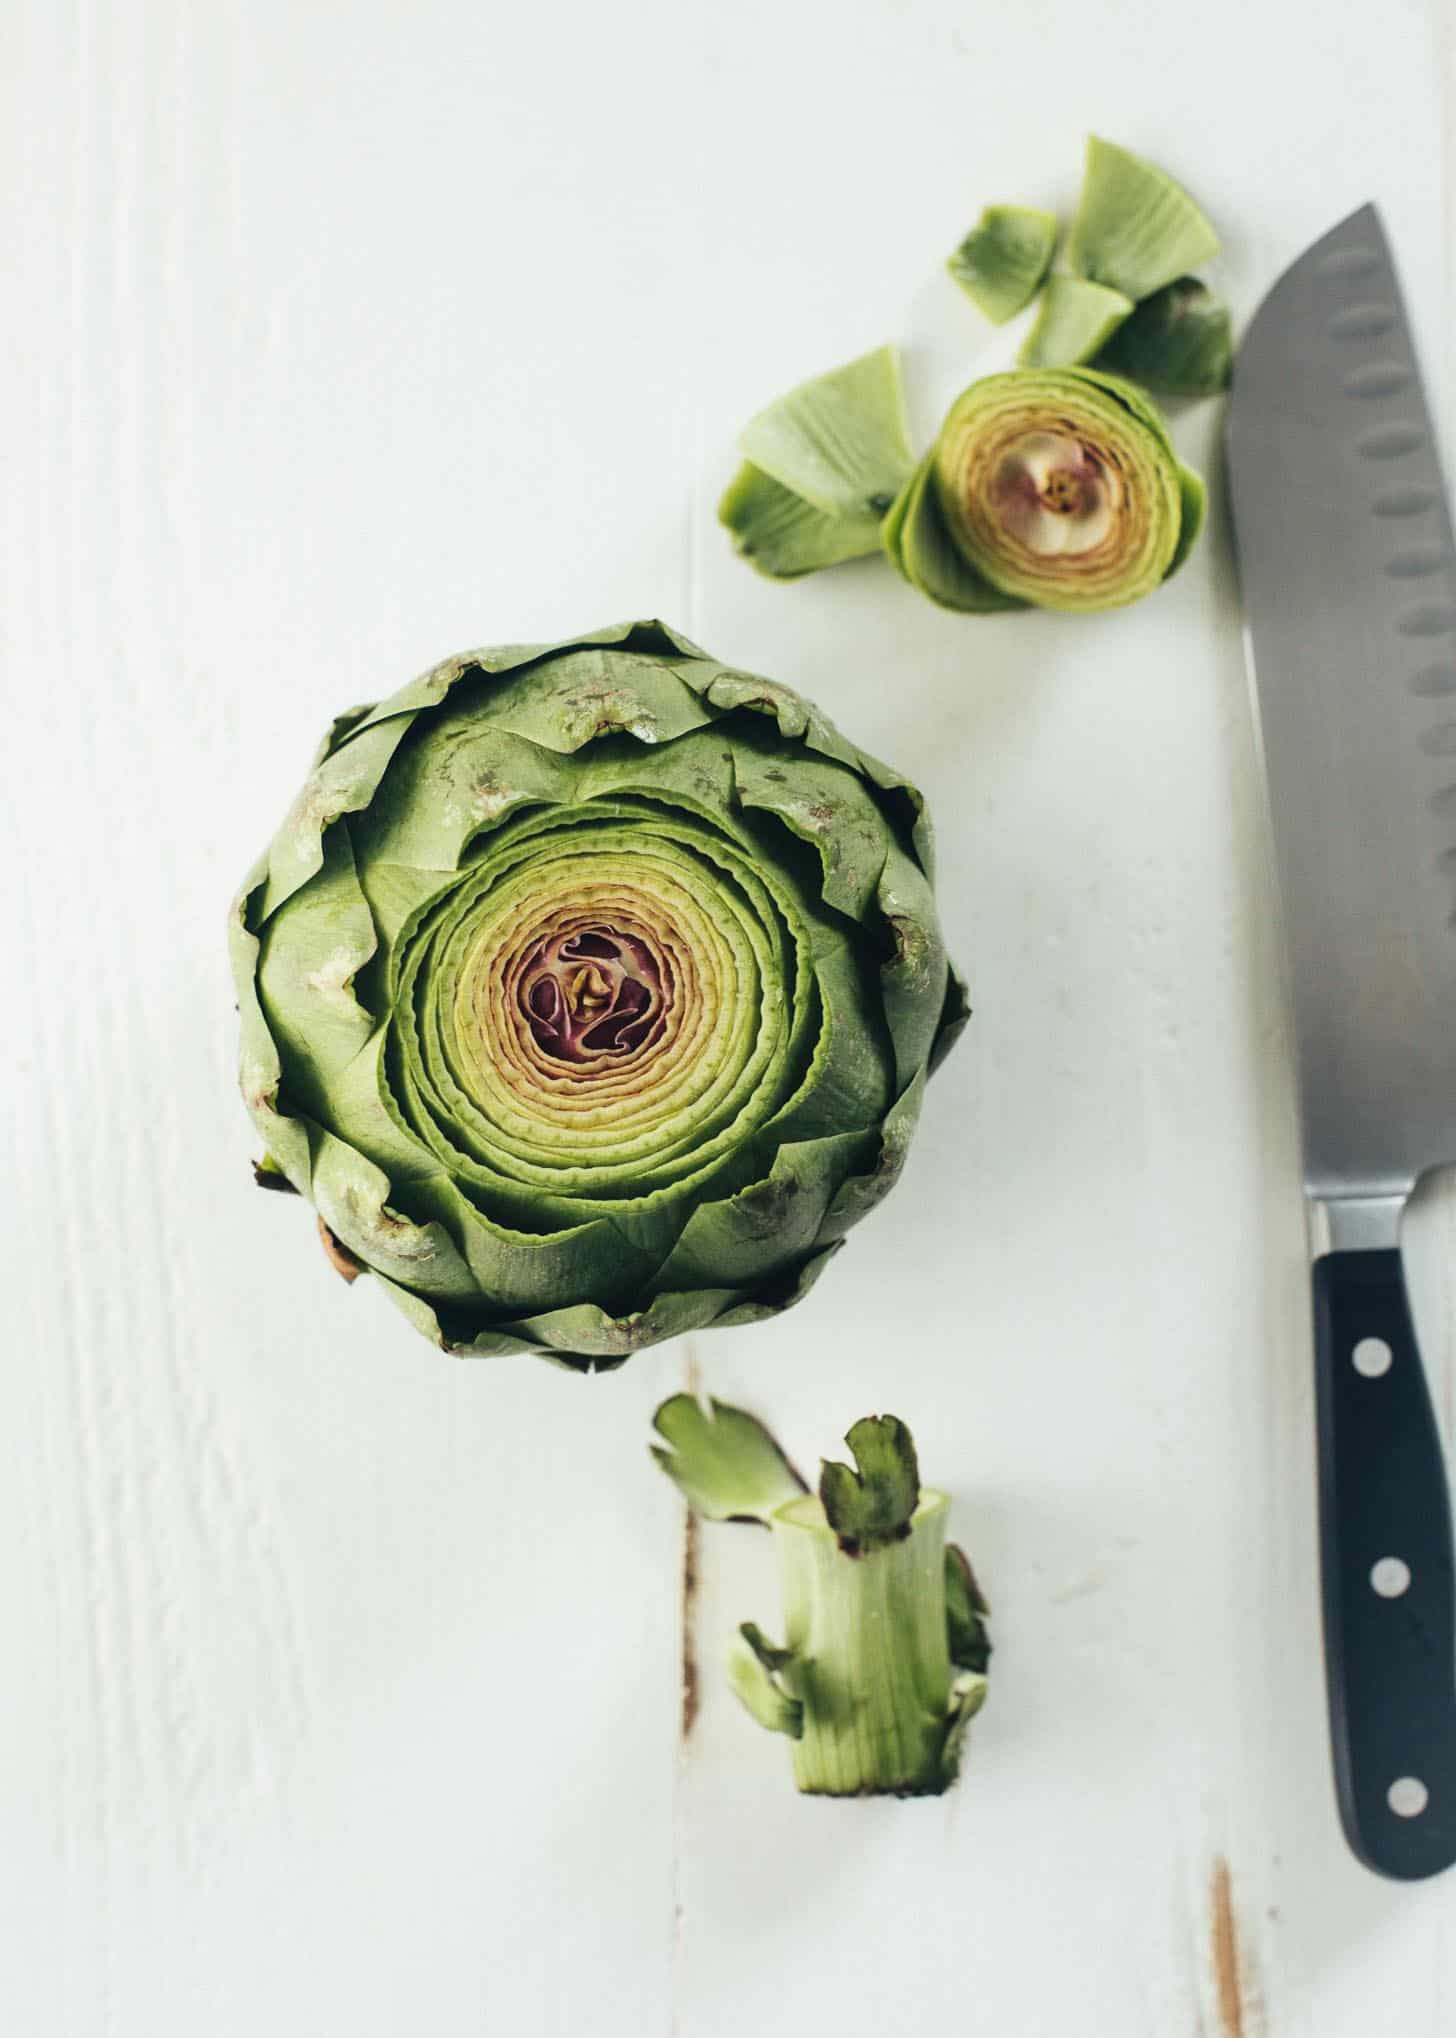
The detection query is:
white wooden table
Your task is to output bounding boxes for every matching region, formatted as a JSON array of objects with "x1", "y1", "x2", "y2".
[{"x1": 4, "y1": 2, "x2": 1454, "y2": 2031}]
